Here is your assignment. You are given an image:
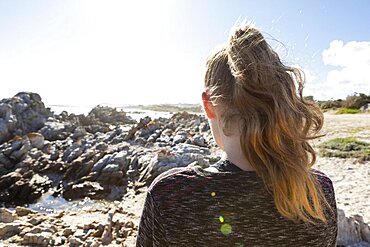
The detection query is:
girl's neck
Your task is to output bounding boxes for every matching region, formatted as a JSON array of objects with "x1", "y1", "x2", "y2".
[{"x1": 221, "y1": 135, "x2": 255, "y2": 172}]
